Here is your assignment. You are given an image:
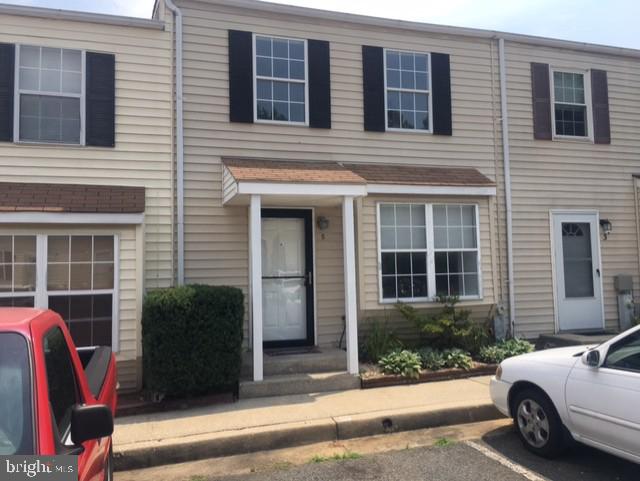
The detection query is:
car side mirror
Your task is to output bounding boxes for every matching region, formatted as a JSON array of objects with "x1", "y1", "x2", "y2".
[
  {"x1": 582, "y1": 349, "x2": 602, "y2": 368},
  {"x1": 70, "y1": 404, "x2": 114, "y2": 446}
]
